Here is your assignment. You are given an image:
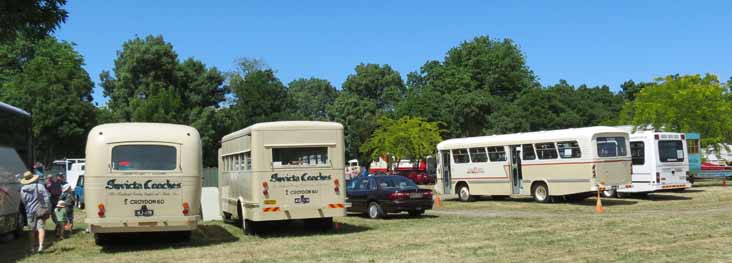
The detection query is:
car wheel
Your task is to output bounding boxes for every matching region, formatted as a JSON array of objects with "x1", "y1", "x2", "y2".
[
  {"x1": 532, "y1": 182, "x2": 550, "y2": 203},
  {"x1": 408, "y1": 210, "x2": 424, "y2": 217},
  {"x1": 368, "y1": 202, "x2": 385, "y2": 219},
  {"x1": 458, "y1": 184, "x2": 474, "y2": 202},
  {"x1": 602, "y1": 189, "x2": 616, "y2": 198}
]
